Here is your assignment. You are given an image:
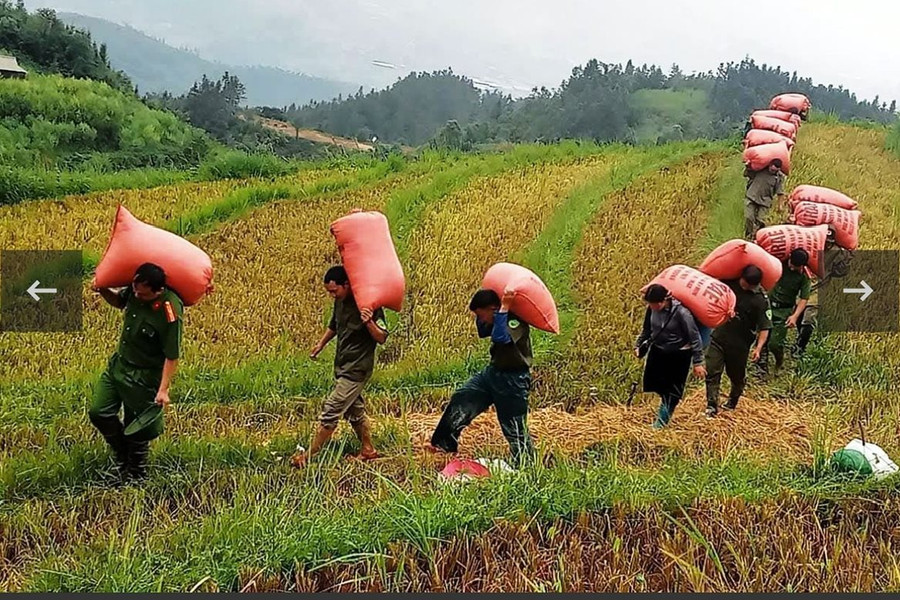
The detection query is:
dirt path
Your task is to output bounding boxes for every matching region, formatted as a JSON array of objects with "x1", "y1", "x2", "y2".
[{"x1": 253, "y1": 116, "x2": 375, "y2": 152}]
